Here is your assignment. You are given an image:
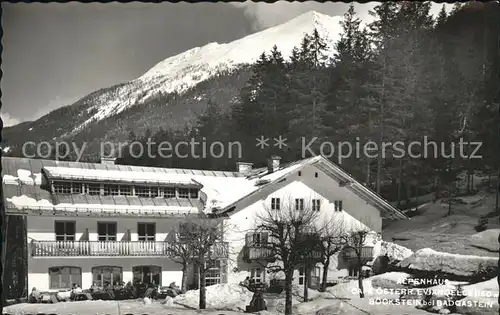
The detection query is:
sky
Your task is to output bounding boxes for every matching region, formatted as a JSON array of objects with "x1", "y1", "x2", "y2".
[{"x1": 1, "y1": 2, "x2": 452, "y2": 127}]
